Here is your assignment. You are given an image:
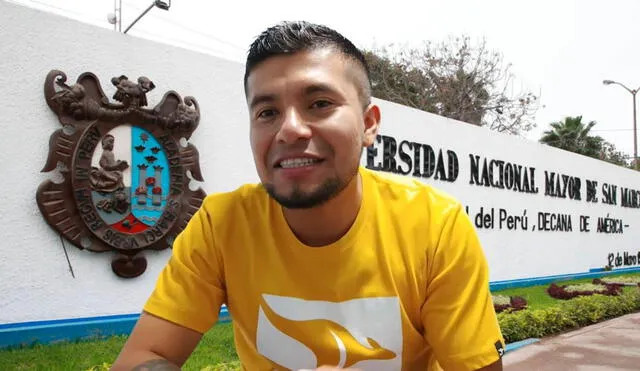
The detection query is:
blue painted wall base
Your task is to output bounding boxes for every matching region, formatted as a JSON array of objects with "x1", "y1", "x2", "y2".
[
  {"x1": 1, "y1": 266, "x2": 638, "y2": 350},
  {"x1": 0, "y1": 308, "x2": 230, "y2": 350},
  {"x1": 489, "y1": 266, "x2": 640, "y2": 291}
]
